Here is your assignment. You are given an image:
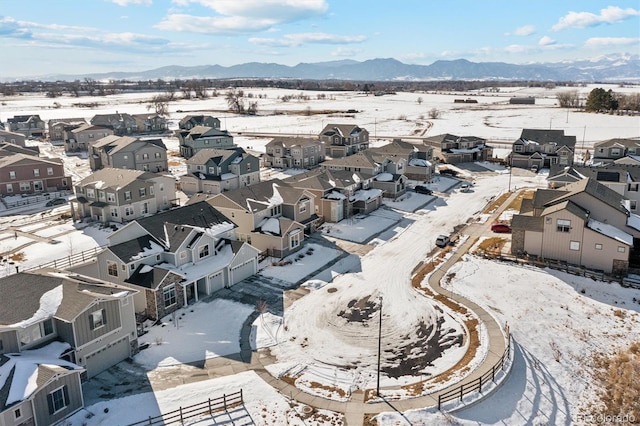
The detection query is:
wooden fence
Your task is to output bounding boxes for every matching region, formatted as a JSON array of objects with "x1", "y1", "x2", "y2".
[
  {"x1": 438, "y1": 337, "x2": 511, "y2": 410},
  {"x1": 127, "y1": 390, "x2": 244, "y2": 426}
]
